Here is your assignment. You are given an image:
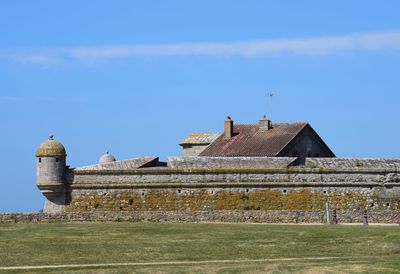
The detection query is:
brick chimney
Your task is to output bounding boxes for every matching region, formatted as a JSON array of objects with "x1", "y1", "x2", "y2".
[
  {"x1": 224, "y1": 116, "x2": 234, "y2": 138},
  {"x1": 259, "y1": 115, "x2": 272, "y2": 131}
]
